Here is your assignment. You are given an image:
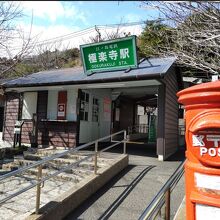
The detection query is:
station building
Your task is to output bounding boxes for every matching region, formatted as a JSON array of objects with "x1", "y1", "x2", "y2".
[{"x1": 1, "y1": 56, "x2": 183, "y2": 160}]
